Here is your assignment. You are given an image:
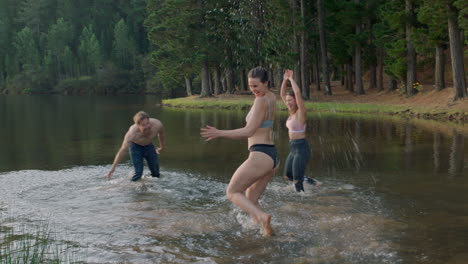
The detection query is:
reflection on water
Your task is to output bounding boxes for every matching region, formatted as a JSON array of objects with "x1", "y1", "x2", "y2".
[
  {"x1": 450, "y1": 130, "x2": 465, "y2": 175},
  {"x1": 0, "y1": 95, "x2": 468, "y2": 263}
]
